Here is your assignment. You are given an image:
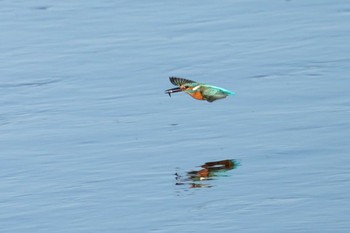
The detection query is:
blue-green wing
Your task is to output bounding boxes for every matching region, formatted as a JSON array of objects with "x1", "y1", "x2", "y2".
[{"x1": 169, "y1": 77, "x2": 197, "y2": 86}]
